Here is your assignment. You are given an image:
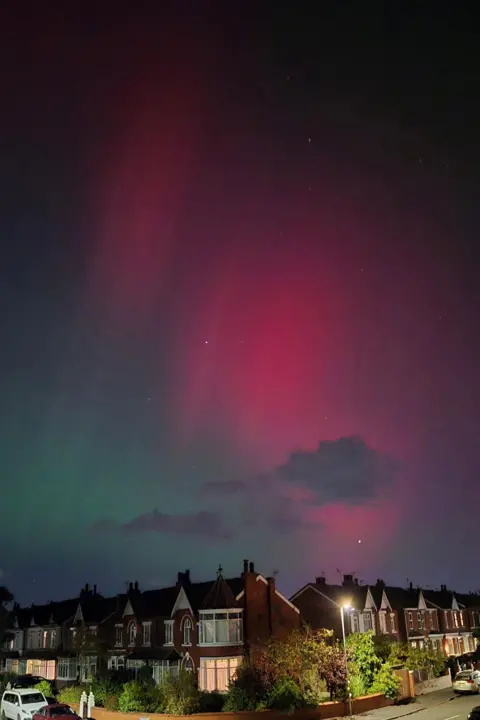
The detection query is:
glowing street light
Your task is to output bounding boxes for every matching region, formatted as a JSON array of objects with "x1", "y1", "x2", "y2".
[{"x1": 340, "y1": 603, "x2": 352, "y2": 716}]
